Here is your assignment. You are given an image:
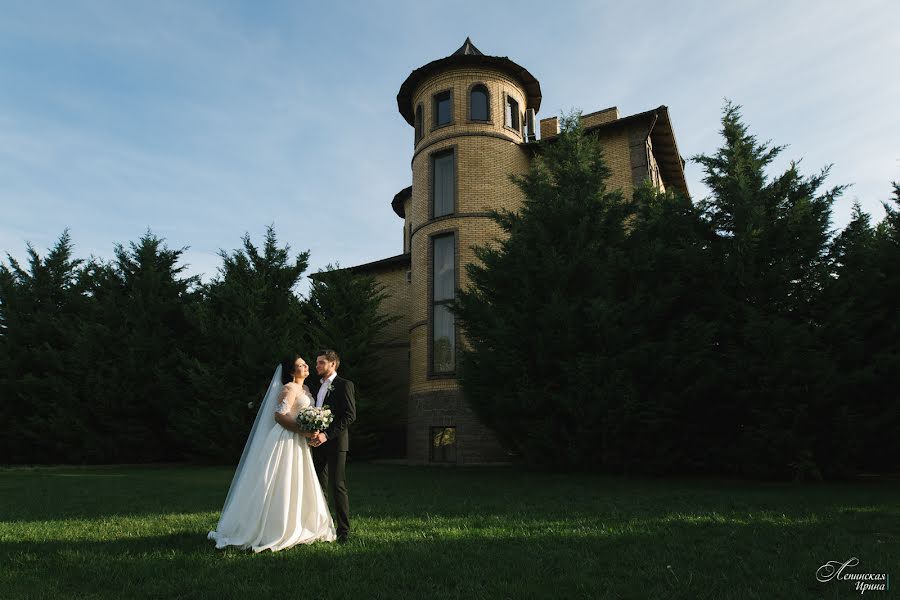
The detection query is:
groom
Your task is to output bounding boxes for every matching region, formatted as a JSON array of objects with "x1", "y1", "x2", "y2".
[{"x1": 309, "y1": 349, "x2": 356, "y2": 543}]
